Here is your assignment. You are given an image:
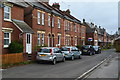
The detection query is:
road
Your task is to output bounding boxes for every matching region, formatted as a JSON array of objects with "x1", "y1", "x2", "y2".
[{"x1": 2, "y1": 49, "x2": 117, "y2": 79}]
